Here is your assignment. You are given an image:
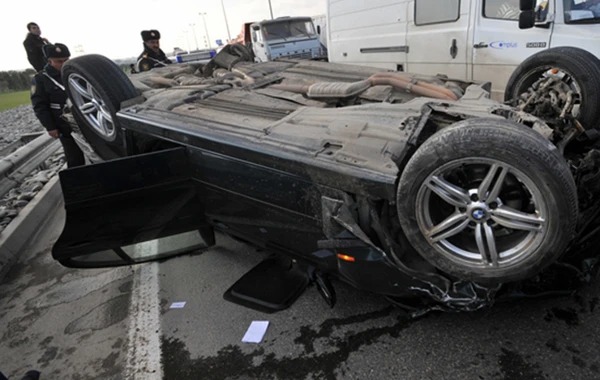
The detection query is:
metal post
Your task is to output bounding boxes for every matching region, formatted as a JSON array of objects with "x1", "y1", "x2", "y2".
[
  {"x1": 199, "y1": 13, "x2": 212, "y2": 48},
  {"x1": 189, "y1": 24, "x2": 199, "y2": 50},
  {"x1": 268, "y1": 0, "x2": 274, "y2": 19},
  {"x1": 220, "y1": 0, "x2": 232, "y2": 41},
  {"x1": 183, "y1": 30, "x2": 191, "y2": 53}
]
